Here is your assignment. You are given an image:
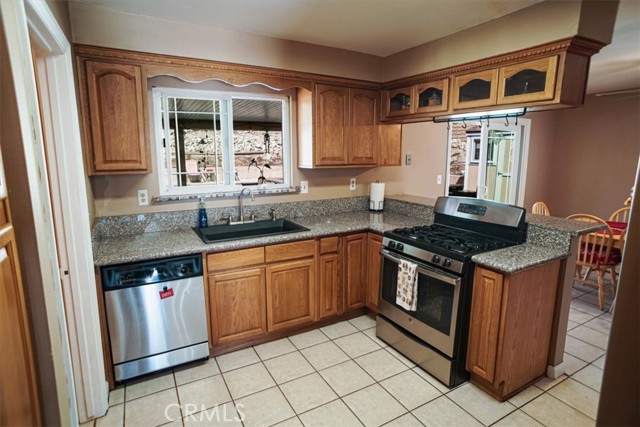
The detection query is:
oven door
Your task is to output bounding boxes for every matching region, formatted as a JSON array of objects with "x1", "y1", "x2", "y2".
[{"x1": 378, "y1": 248, "x2": 461, "y2": 357}]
